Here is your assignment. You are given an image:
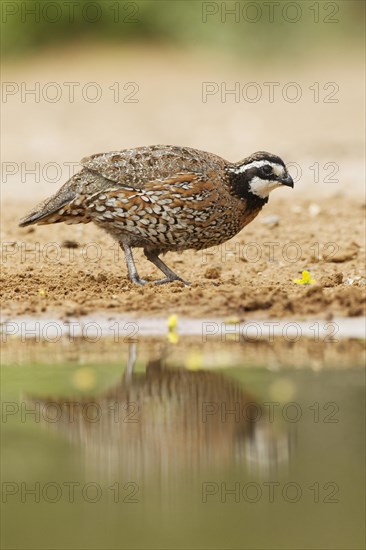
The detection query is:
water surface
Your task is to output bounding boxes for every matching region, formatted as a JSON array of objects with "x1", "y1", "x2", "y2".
[{"x1": 1, "y1": 338, "x2": 365, "y2": 549}]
